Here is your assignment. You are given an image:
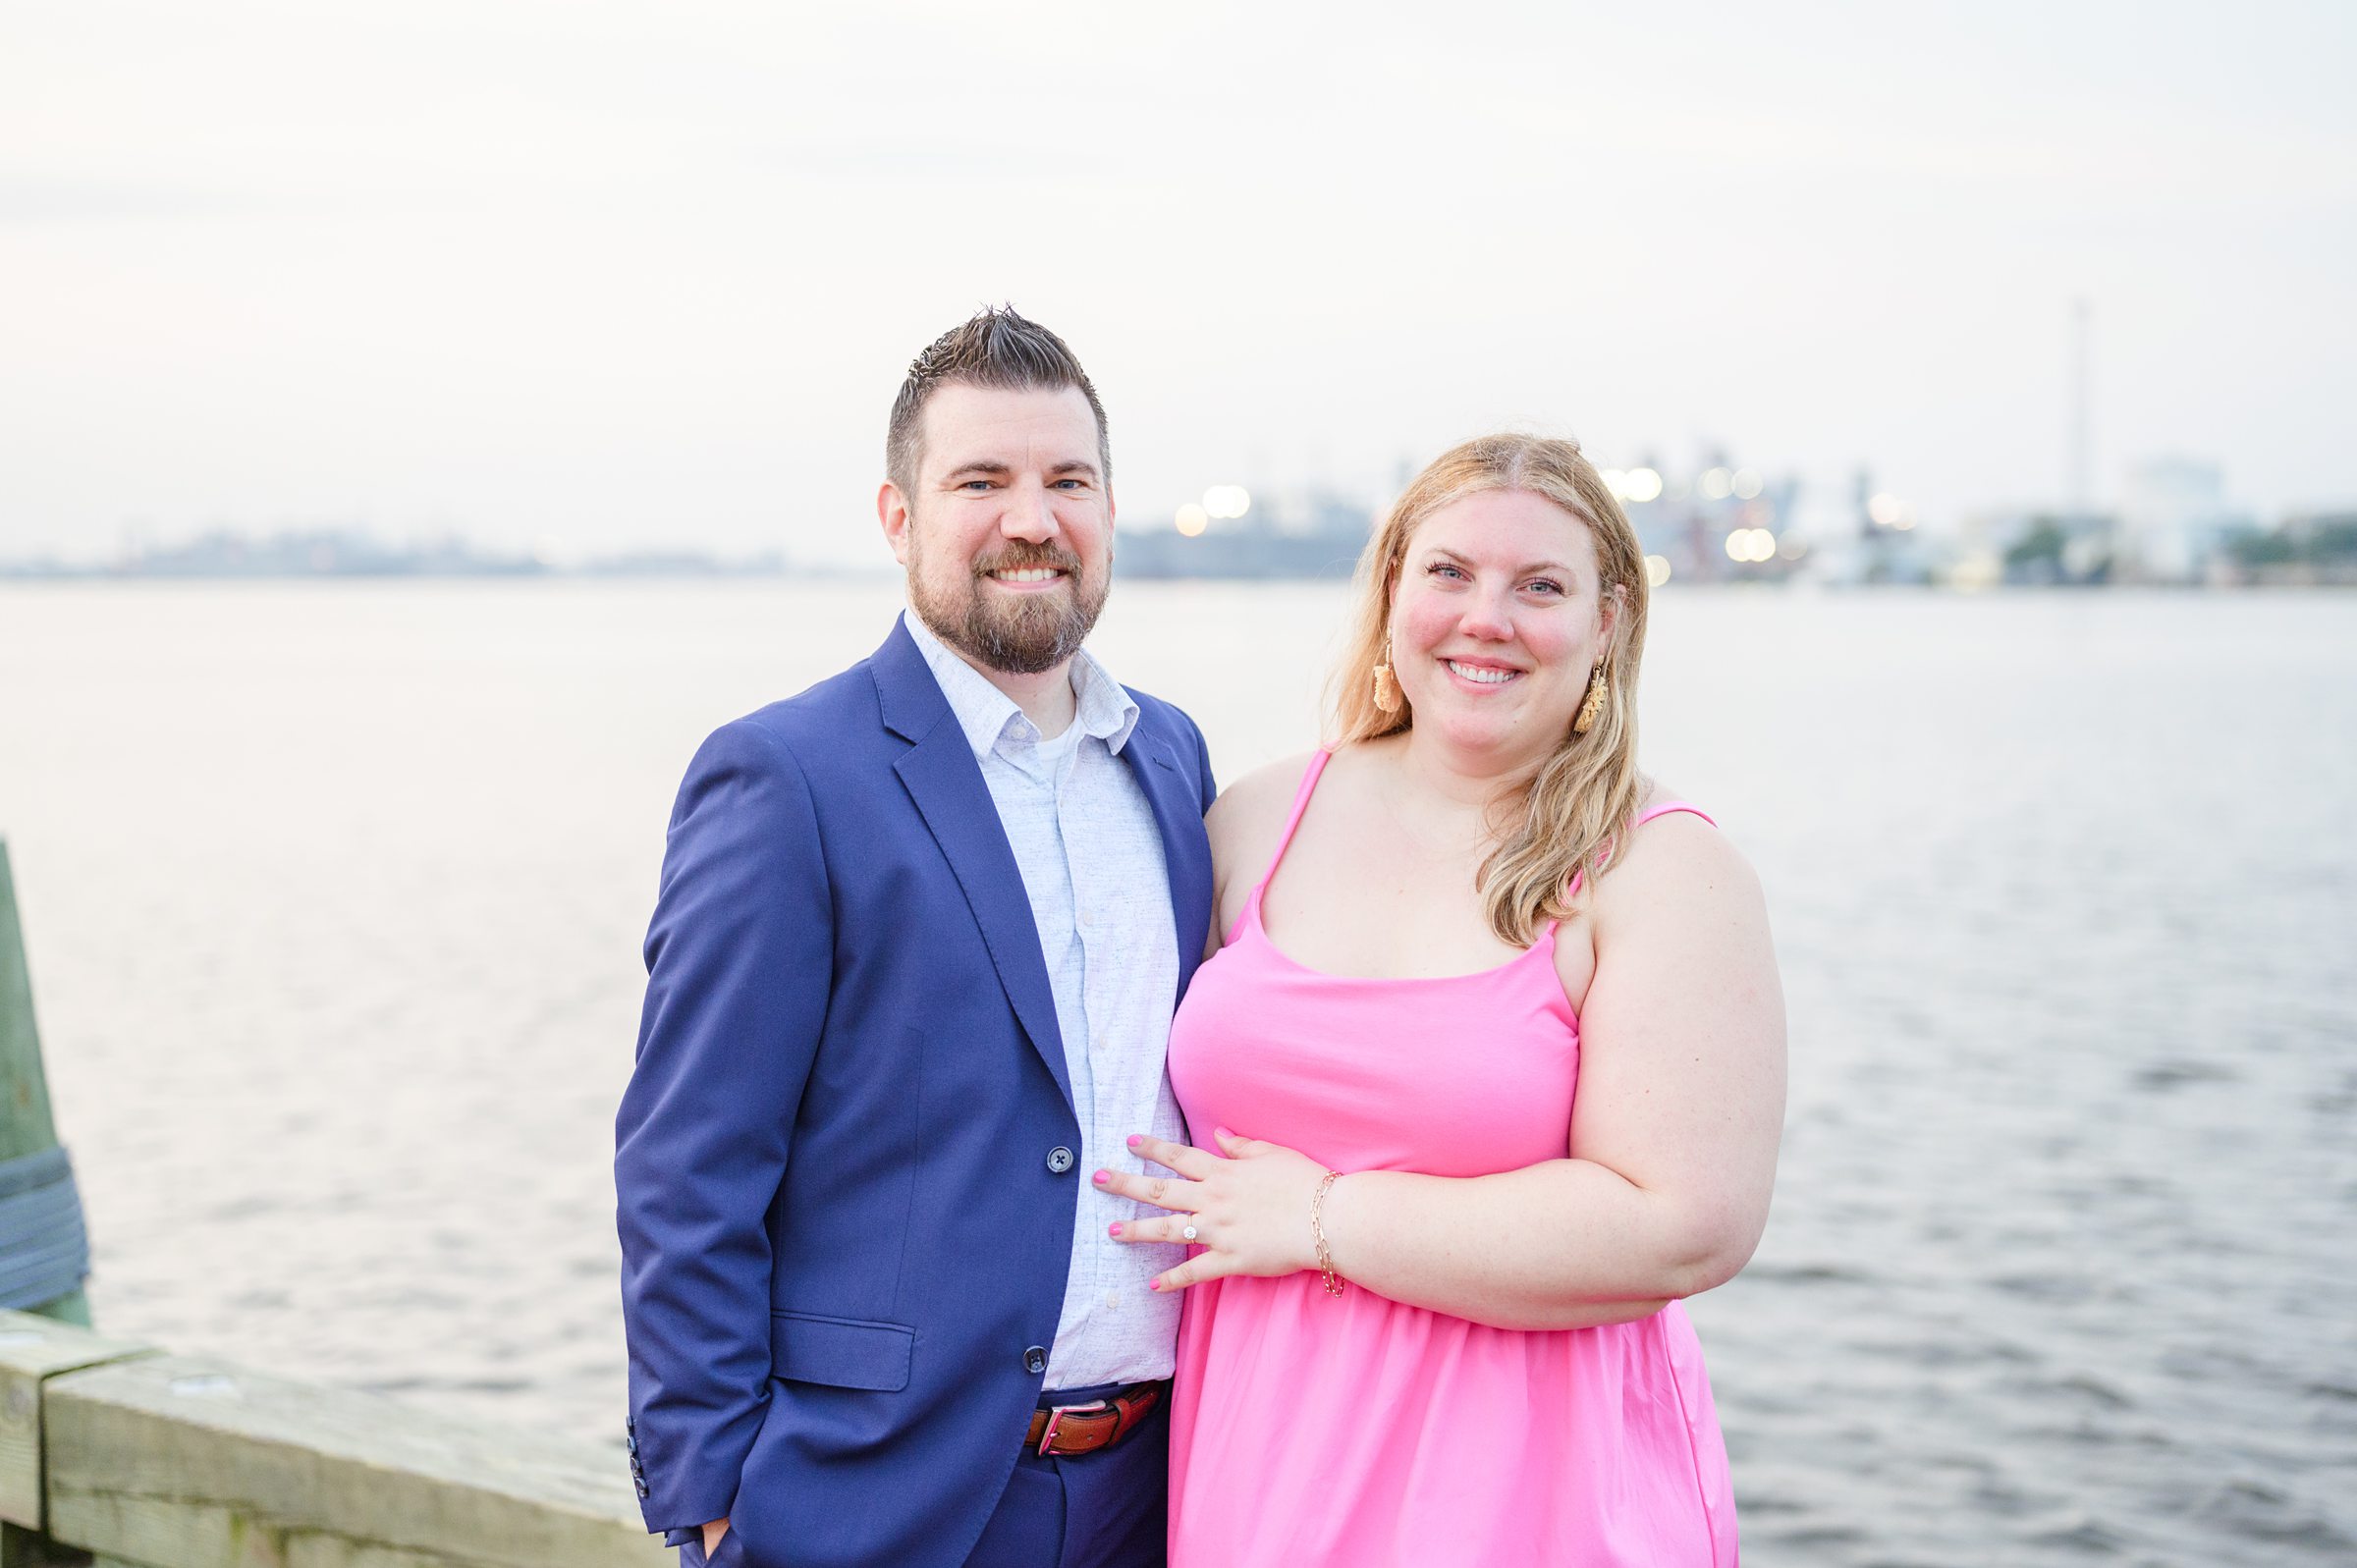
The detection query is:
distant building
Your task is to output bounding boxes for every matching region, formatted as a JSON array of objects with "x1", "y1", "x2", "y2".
[
  {"x1": 1122, "y1": 460, "x2": 1817, "y2": 585},
  {"x1": 1615, "y1": 455, "x2": 1805, "y2": 586},
  {"x1": 1118, "y1": 487, "x2": 1374, "y2": 579},
  {"x1": 1793, "y1": 469, "x2": 1936, "y2": 585},
  {"x1": 2221, "y1": 508, "x2": 2357, "y2": 586},
  {"x1": 2116, "y1": 457, "x2": 2248, "y2": 583}
]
